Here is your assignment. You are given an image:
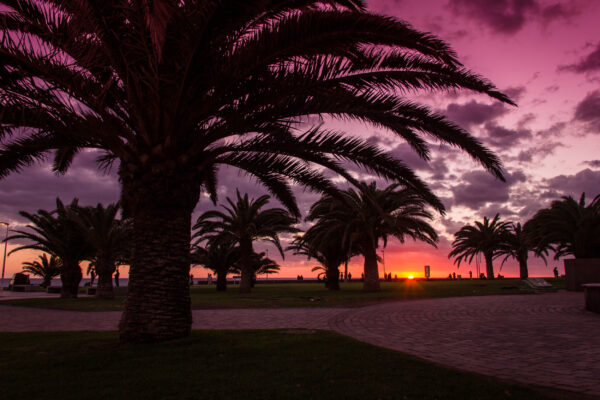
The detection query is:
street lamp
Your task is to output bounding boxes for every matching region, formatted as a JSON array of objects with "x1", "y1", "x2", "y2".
[{"x1": 0, "y1": 222, "x2": 8, "y2": 289}]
